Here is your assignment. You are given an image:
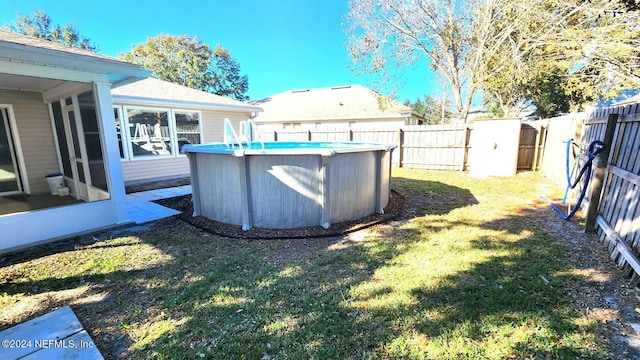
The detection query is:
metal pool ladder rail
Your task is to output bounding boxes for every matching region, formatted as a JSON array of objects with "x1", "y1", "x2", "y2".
[
  {"x1": 239, "y1": 119, "x2": 265, "y2": 150},
  {"x1": 223, "y1": 118, "x2": 243, "y2": 149}
]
